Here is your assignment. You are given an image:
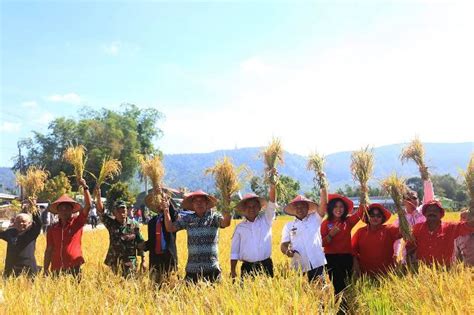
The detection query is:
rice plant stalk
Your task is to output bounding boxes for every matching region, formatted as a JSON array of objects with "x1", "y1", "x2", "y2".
[
  {"x1": 205, "y1": 157, "x2": 242, "y2": 211},
  {"x1": 351, "y1": 146, "x2": 374, "y2": 206},
  {"x1": 63, "y1": 145, "x2": 87, "y2": 181},
  {"x1": 400, "y1": 138, "x2": 429, "y2": 180},
  {"x1": 307, "y1": 152, "x2": 328, "y2": 189},
  {"x1": 381, "y1": 174, "x2": 414, "y2": 242},
  {"x1": 461, "y1": 153, "x2": 474, "y2": 213},
  {"x1": 16, "y1": 166, "x2": 49, "y2": 213},
  {"x1": 261, "y1": 137, "x2": 284, "y2": 185}
]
